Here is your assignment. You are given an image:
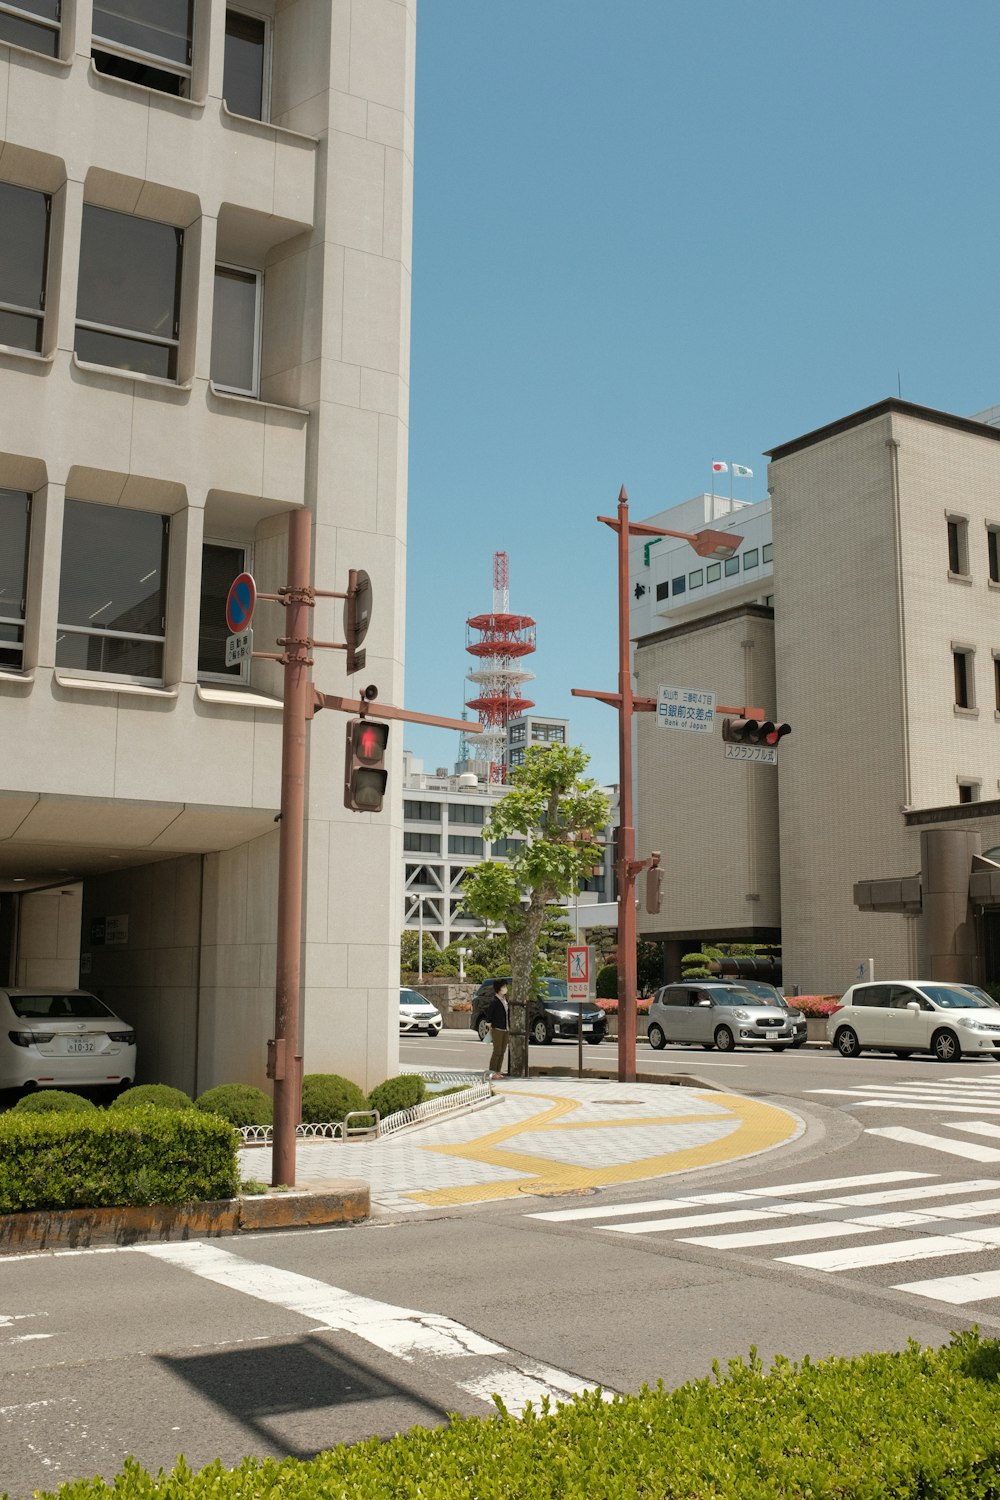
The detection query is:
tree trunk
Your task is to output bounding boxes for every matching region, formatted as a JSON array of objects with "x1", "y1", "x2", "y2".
[{"x1": 508, "y1": 907, "x2": 547, "y2": 1078}]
